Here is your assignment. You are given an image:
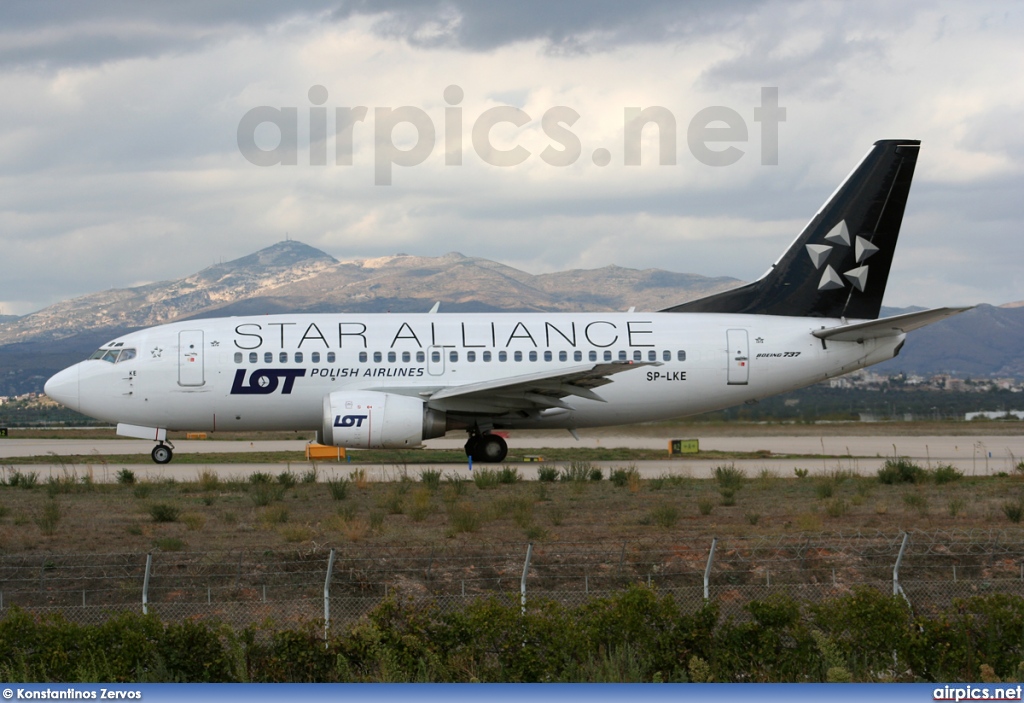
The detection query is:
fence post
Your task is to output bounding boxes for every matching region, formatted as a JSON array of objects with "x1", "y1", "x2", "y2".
[
  {"x1": 521, "y1": 542, "x2": 534, "y2": 615},
  {"x1": 142, "y1": 553, "x2": 152, "y2": 615},
  {"x1": 704, "y1": 538, "x2": 717, "y2": 600},
  {"x1": 323, "y1": 548, "x2": 337, "y2": 644},
  {"x1": 893, "y1": 532, "x2": 911, "y2": 607}
]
